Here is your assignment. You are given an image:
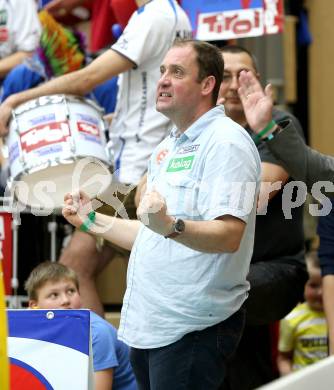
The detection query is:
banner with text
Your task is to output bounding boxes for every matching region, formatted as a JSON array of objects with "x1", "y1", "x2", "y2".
[{"x1": 181, "y1": 0, "x2": 284, "y2": 40}]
